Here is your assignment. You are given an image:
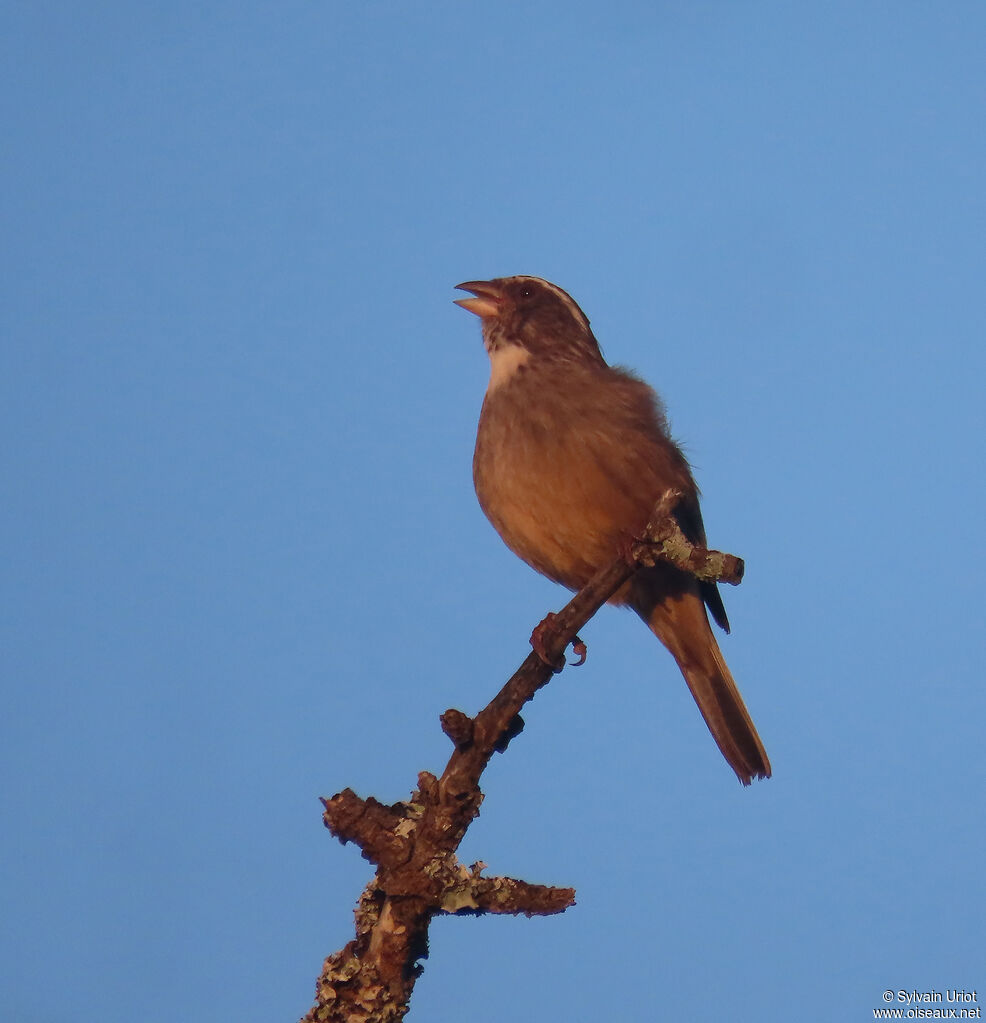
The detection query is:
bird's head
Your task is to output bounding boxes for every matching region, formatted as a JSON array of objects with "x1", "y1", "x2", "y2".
[{"x1": 455, "y1": 276, "x2": 604, "y2": 366}]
